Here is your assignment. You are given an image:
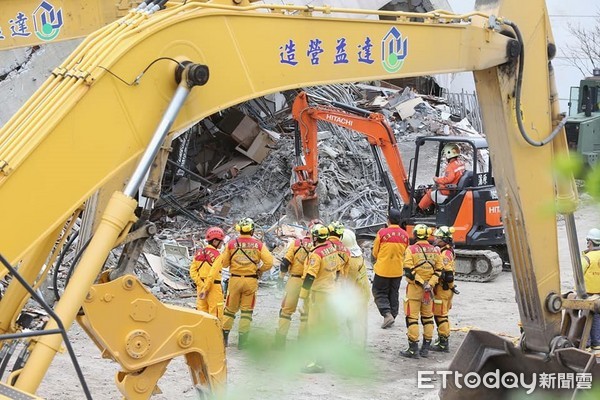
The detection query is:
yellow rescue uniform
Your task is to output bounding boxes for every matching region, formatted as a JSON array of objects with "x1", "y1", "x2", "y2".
[
  {"x1": 344, "y1": 254, "x2": 371, "y2": 346},
  {"x1": 299, "y1": 240, "x2": 343, "y2": 370},
  {"x1": 189, "y1": 244, "x2": 223, "y2": 320},
  {"x1": 207, "y1": 235, "x2": 273, "y2": 334},
  {"x1": 372, "y1": 224, "x2": 409, "y2": 278},
  {"x1": 583, "y1": 249, "x2": 600, "y2": 294},
  {"x1": 403, "y1": 240, "x2": 443, "y2": 342},
  {"x1": 300, "y1": 241, "x2": 342, "y2": 337},
  {"x1": 277, "y1": 237, "x2": 312, "y2": 338},
  {"x1": 433, "y1": 246, "x2": 455, "y2": 337},
  {"x1": 328, "y1": 236, "x2": 350, "y2": 277},
  {"x1": 582, "y1": 248, "x2": 600, "y2": 347},
  {"x1": 371, "y1": 224, "x2": 409, "y2": 319}
]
